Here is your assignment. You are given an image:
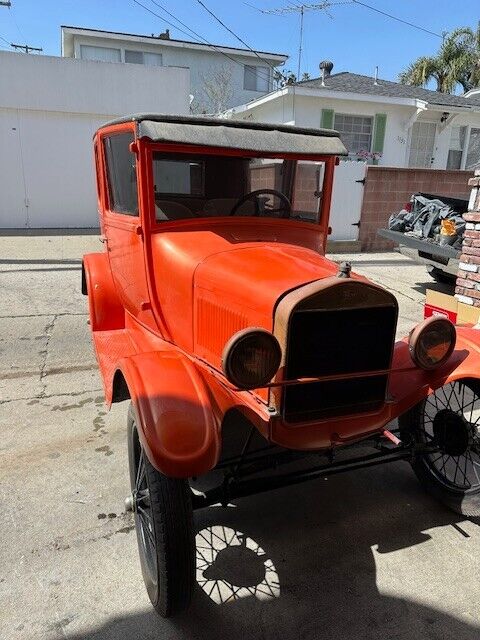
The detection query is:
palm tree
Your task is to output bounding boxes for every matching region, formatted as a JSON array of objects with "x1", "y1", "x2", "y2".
[{"x1": 399, "y1": 23, "x2": 480, "y2": 94}]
